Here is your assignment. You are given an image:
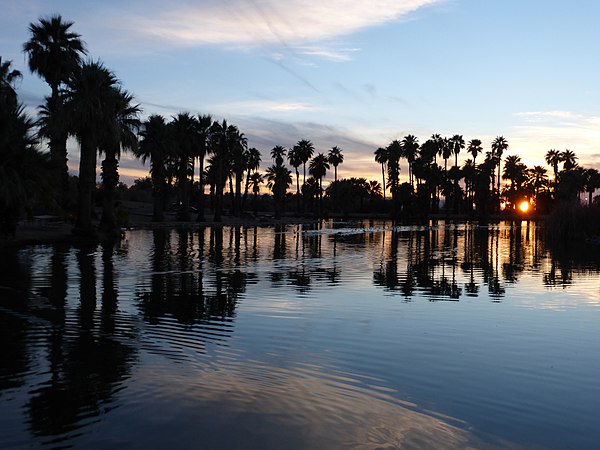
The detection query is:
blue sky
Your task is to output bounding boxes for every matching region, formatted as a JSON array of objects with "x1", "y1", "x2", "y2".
[{"x1": 2, "y1": 0, "x2": 600, "y2": 184}]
